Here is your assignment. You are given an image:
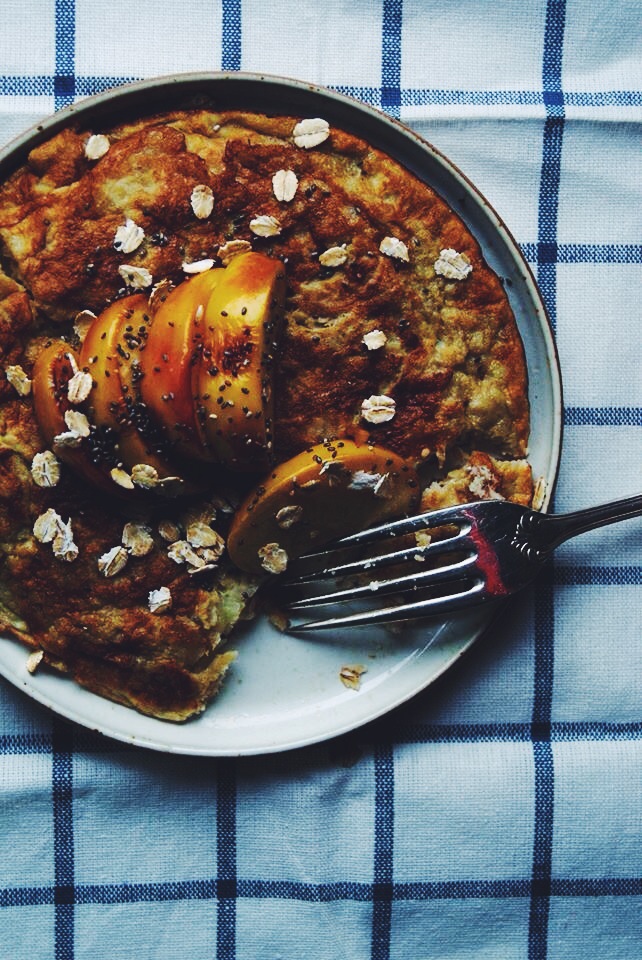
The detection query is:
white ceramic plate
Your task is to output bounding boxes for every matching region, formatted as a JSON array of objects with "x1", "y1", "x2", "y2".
[{"x1": 0, "y1": 74, "x2": 562, "y2": 755}]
